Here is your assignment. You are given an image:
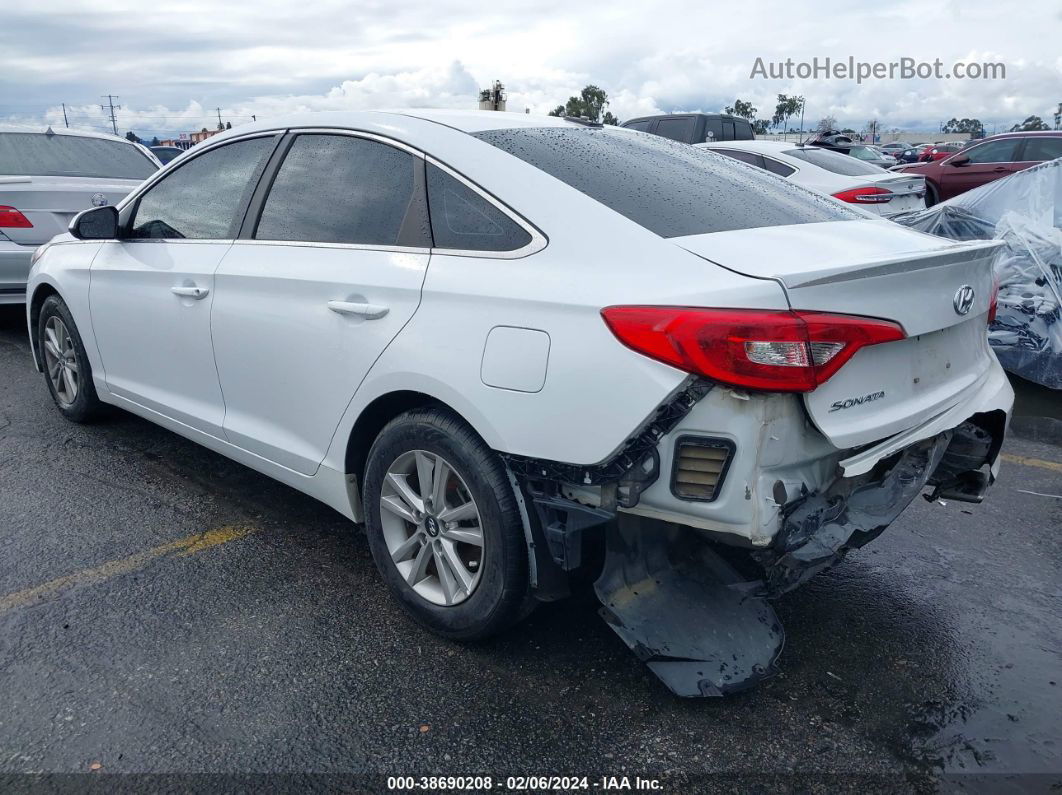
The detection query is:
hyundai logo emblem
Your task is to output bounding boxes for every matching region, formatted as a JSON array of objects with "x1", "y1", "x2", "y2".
[
  {"x1": 953, "y1": 285, "x2": 975, "y2": 316},
  {"x1": 90, "y1": 193, "x2": 108, "y2": 207}
]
